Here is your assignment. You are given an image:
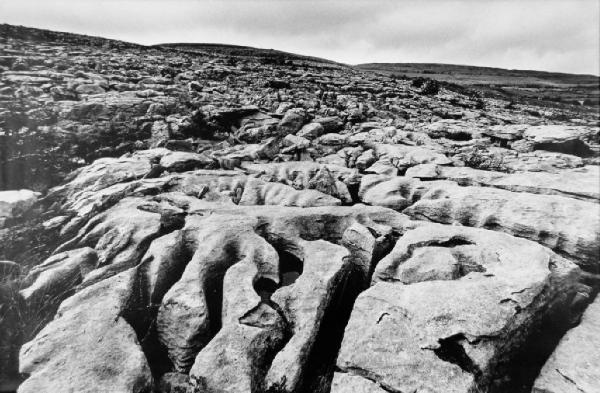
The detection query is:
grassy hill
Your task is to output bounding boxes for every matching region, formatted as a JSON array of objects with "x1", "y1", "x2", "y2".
[
  {"x1": 154, "y1": 43, "x2": 343, "y2": 67},
  {"x1": 358, "y1": 63, "x2": 599, "y2": 108},
  {"x1": 2, "y1": 23, "x2": 597, "y2": 108}
]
